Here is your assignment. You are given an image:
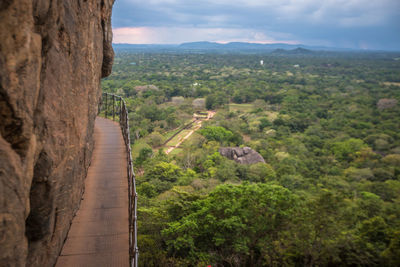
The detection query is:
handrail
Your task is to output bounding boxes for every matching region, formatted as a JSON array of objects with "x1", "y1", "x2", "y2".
[{"x1": 99, "y1": 92, "x2": 138, "y2": 267}]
